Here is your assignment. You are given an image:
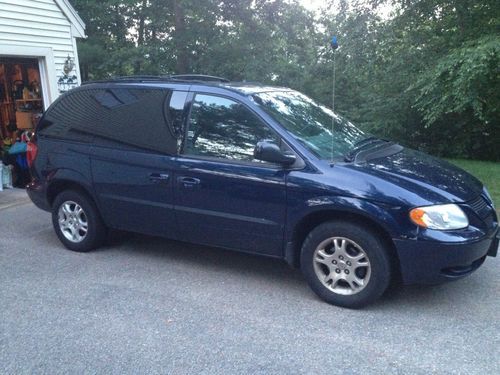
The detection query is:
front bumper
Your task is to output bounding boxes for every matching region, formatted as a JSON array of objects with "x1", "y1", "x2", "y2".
[{"x1": 394, "y1": 227, "x2": 499, "y2": 285}]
